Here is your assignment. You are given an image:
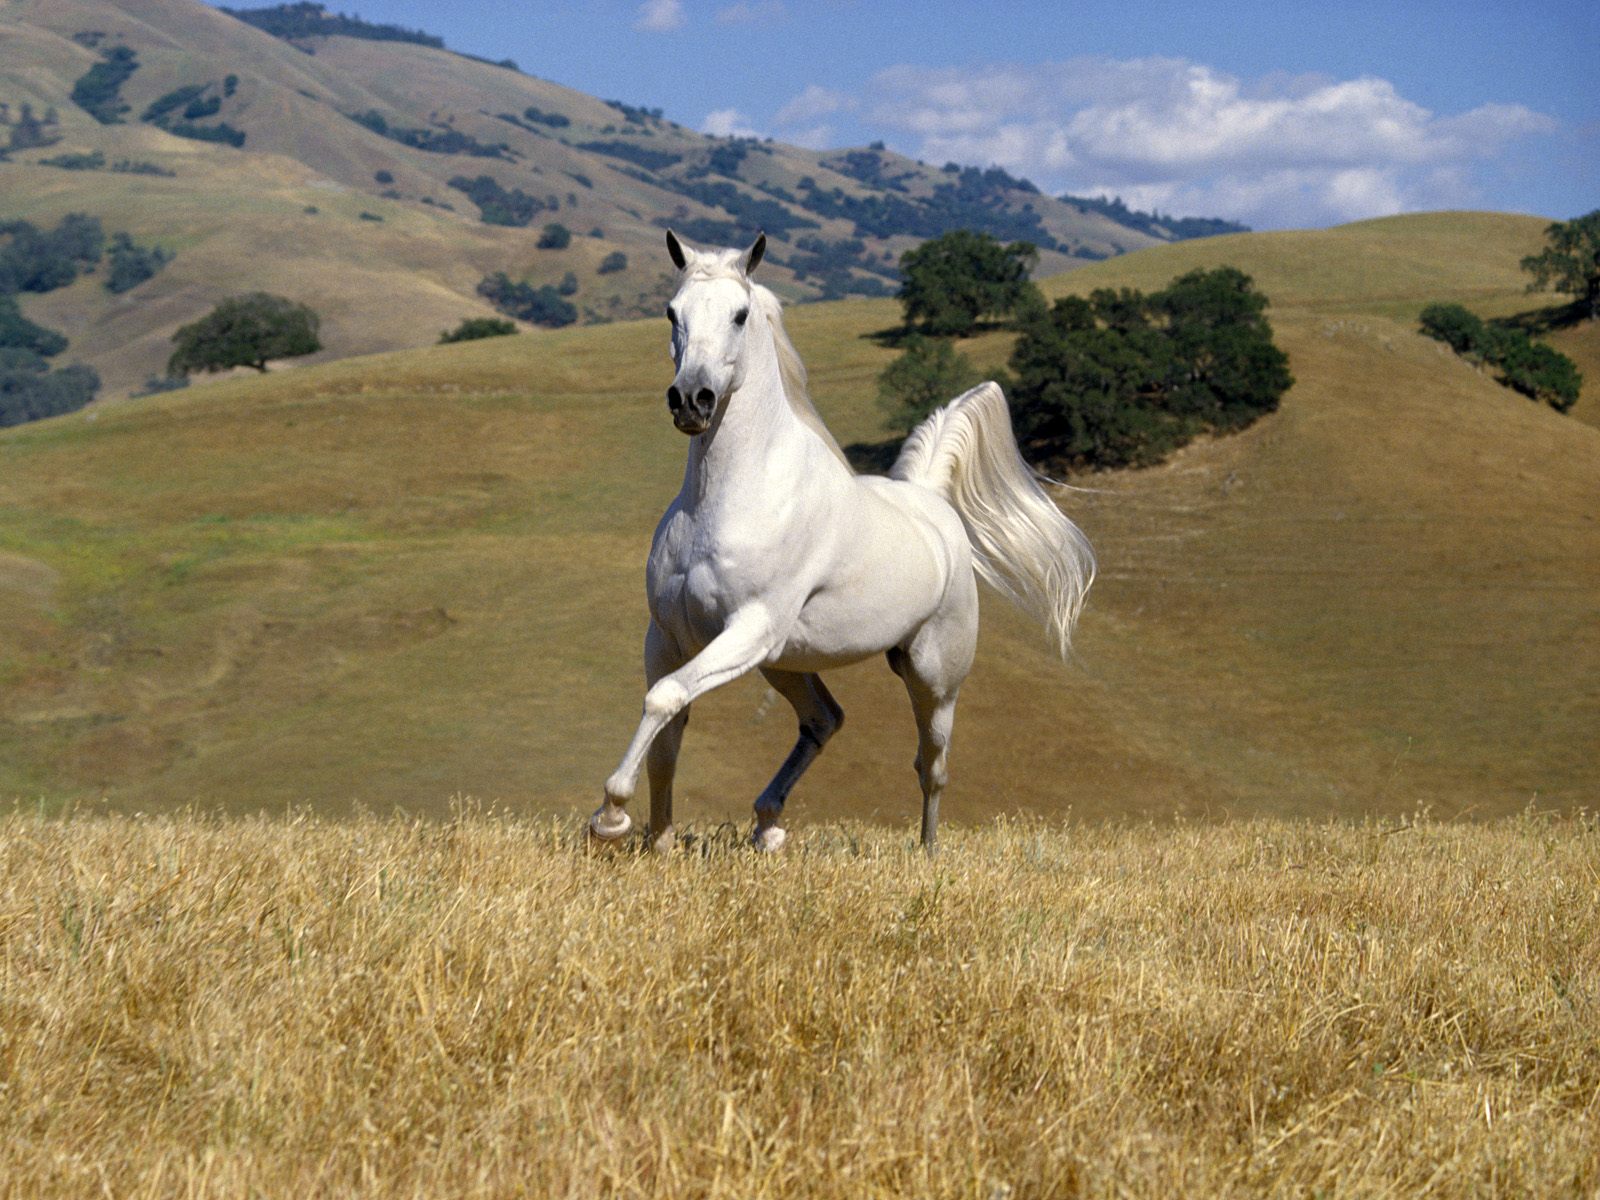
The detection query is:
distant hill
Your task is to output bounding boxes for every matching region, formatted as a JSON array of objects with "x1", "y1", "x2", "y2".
[
  {"x1": 0, "y1": 211, "x2": 1594, "y2": 823},
  {"x1": 0, "y1": 0, "x2": 1242, "y2": 402}
]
